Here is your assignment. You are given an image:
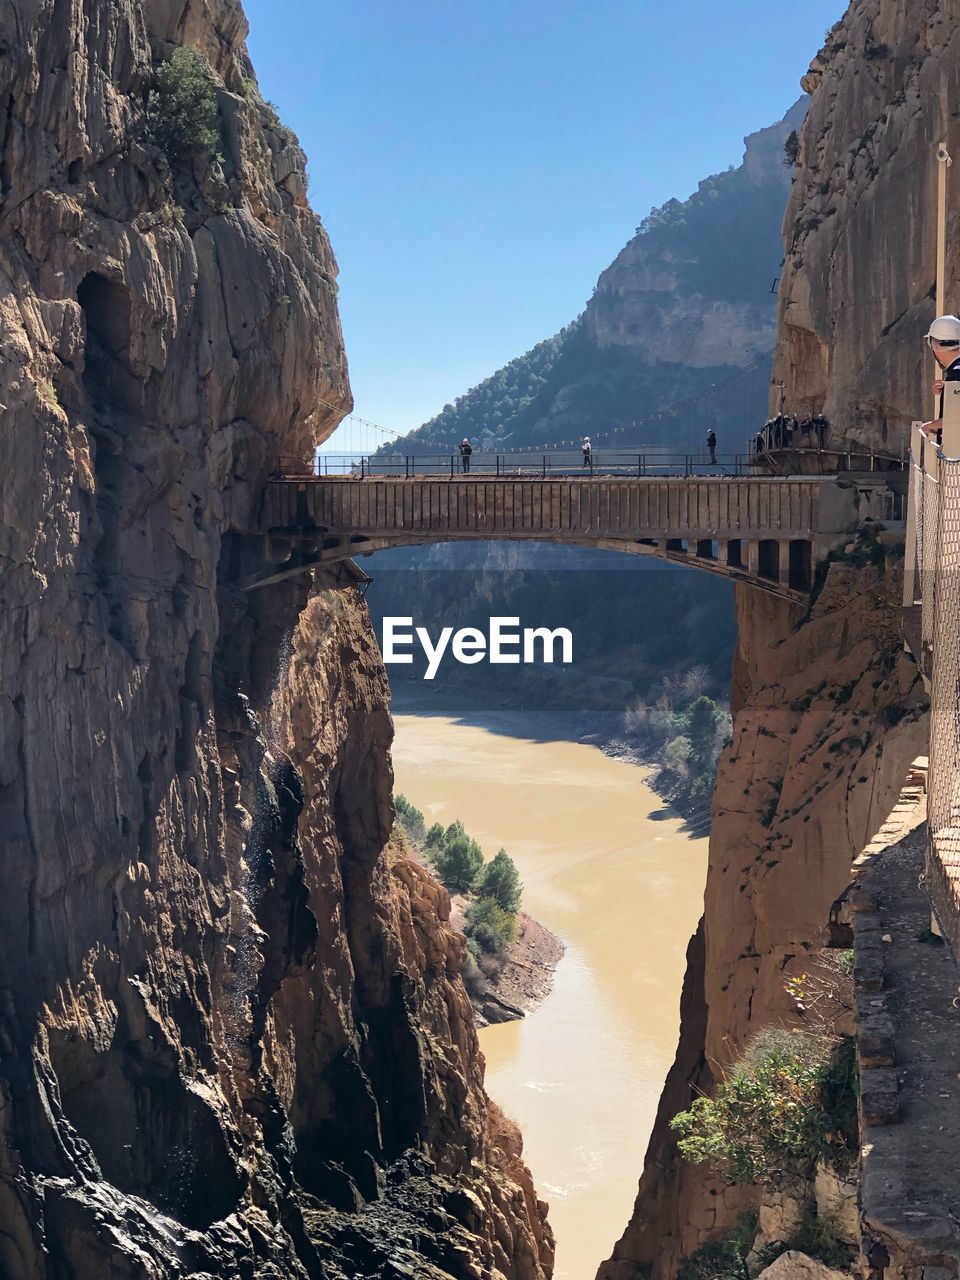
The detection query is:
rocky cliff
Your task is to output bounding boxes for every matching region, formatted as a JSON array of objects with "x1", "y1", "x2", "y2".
[
  {"x1": 600, "y1": 2, "x2": 957, "y2": 1271},
  {"x1": 773, "y1": 0, "x2": 960, "y2": 447},
  {"x1": 600, "y1": 559, "x2": 927, "y2": 1279},
  {"x1": 0, "y1": 3, "x2": 551, "y2": 1276}
]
